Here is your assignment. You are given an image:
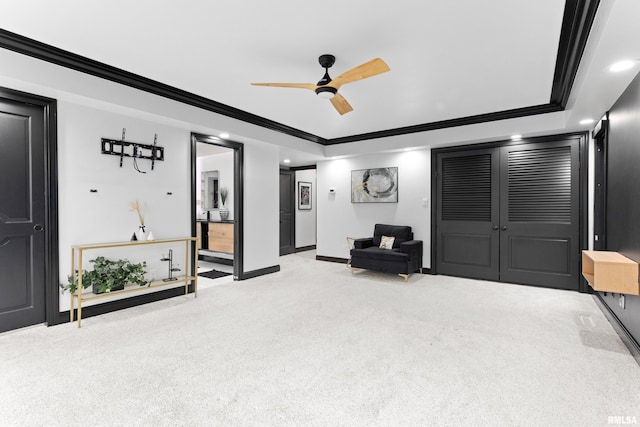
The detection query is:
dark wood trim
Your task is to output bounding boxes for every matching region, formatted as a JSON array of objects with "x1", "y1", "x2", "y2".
[
  {"x1": 325, "y1": 104, "x2": 563, "y2": 145},
  {"x1": 550, "y1": 0, "x2": 601, "y2": 107},
  {"x1": 0, "y1": 1, "x2": 600, "y2": 146},
  {"x1": 430, "y1": 153, "x2": 438, "y2": 274},
  {"x1": 592, "y1": 115, "x2": 608, "y2": 251},
  {"x1": 58, "y1": 286, "x2": 192, "y2": 324},
  {"x1": 0, "y1": 87, "x2": 61, "y2": 327},
  {"x1": 594, "y1": 294, "x2": 640, "y2": 367},
  {"x1": 0, "y1": 29, "x2": 325, "y2": 145},
  {"x1": 241, "y1": 265, "x2": 280, "y2": 280},
  {"x1": 316, "y1": 255, "x2": 349, "y2": 264},
  {"x1": 191, "y1": 133, "x2": 244, "y2": 281},
  {"x1": 295, "y1": 245, "x2": 316, "y2": 252},
  {"x1": 290, "y1": 165, "x2": 317, "y2": 171},
  {"x1": 577, "y1": 131, "x2": 591, "y2": 293}
]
